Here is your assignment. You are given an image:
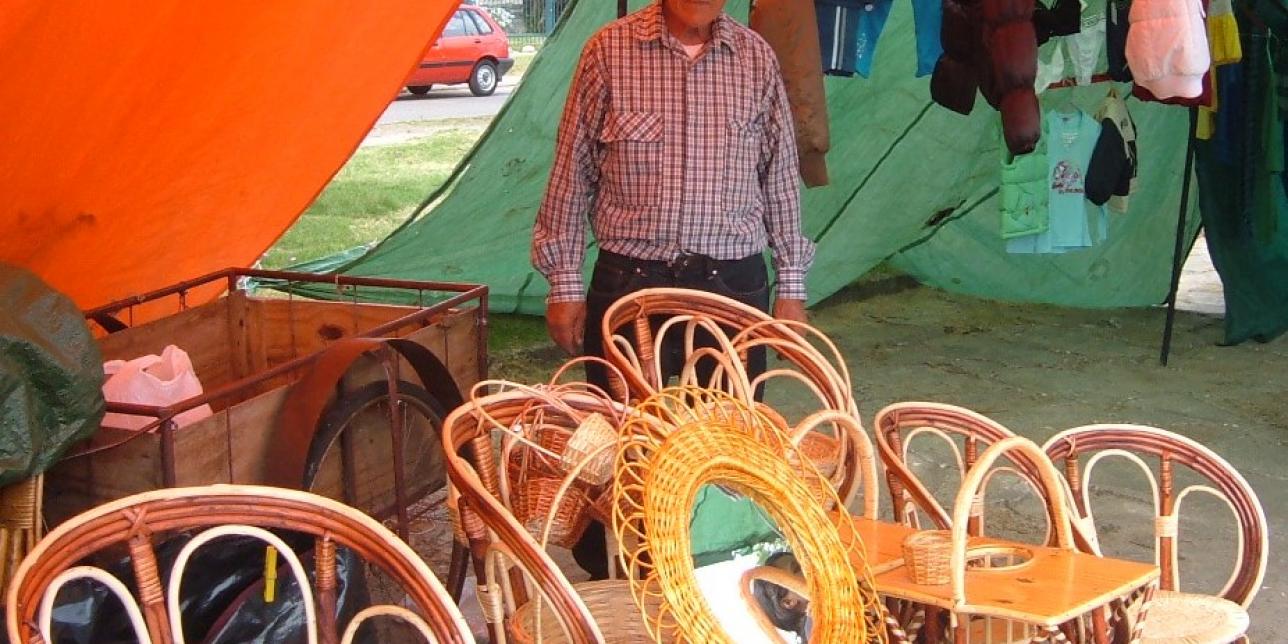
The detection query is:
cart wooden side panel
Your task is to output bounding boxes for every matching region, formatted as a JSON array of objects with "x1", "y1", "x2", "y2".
[{"x1": 45, "y1": 298, "x2": 484, "y2": 526}]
